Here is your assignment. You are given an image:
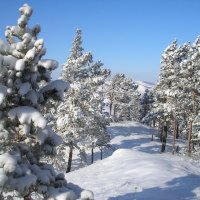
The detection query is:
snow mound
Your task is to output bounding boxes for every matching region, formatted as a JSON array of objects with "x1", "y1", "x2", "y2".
[{"x1": 80, "y1": 190, "x2": 94, "y2": 200}]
